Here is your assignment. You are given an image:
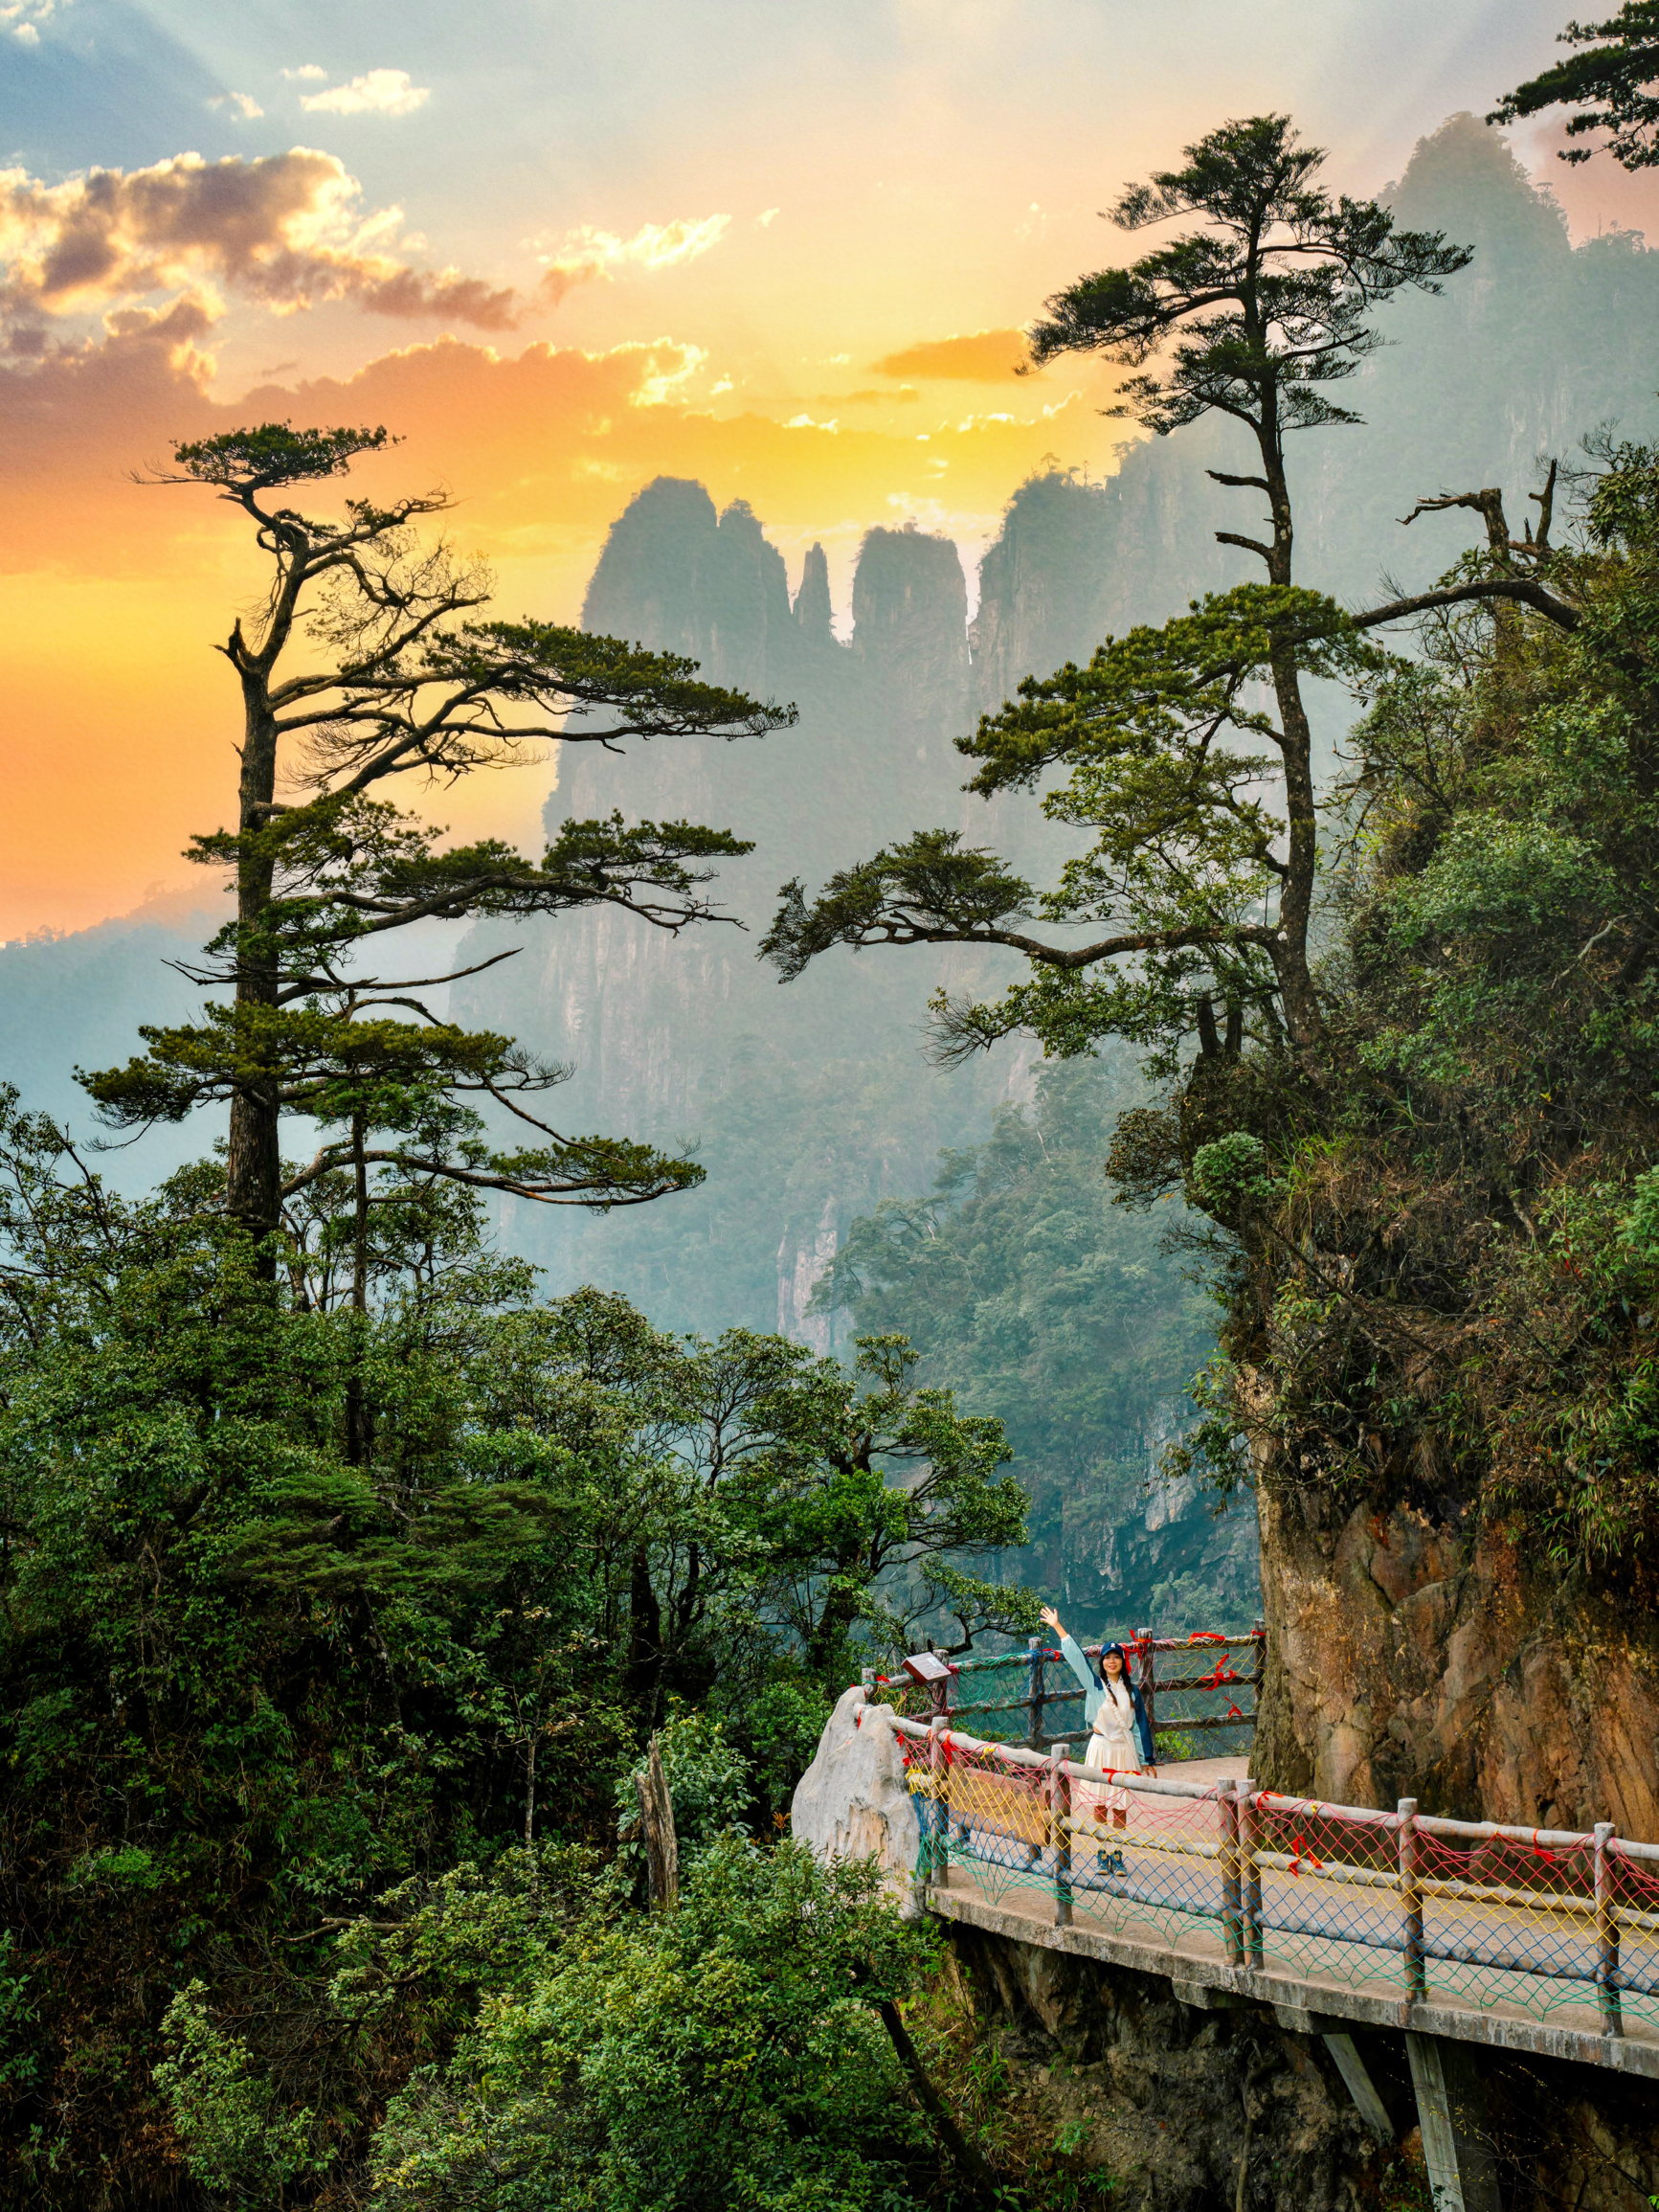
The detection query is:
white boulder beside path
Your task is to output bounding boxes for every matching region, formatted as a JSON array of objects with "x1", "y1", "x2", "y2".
[{"x1": 791, "y1": 1685, "x2": 923, "y2": 1917}]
